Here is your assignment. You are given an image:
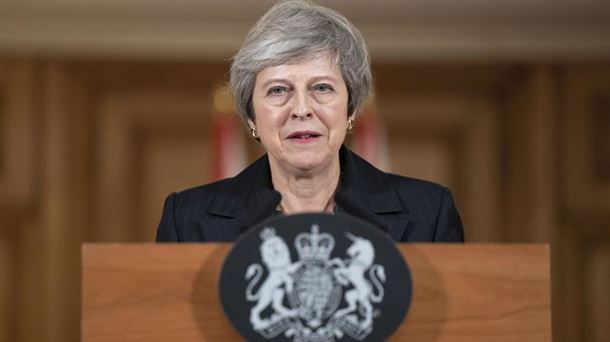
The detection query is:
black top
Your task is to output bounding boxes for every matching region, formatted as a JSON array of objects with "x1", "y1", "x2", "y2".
[{"x1": 156, "y1": 145, "x2": 464, "y2": 242}]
